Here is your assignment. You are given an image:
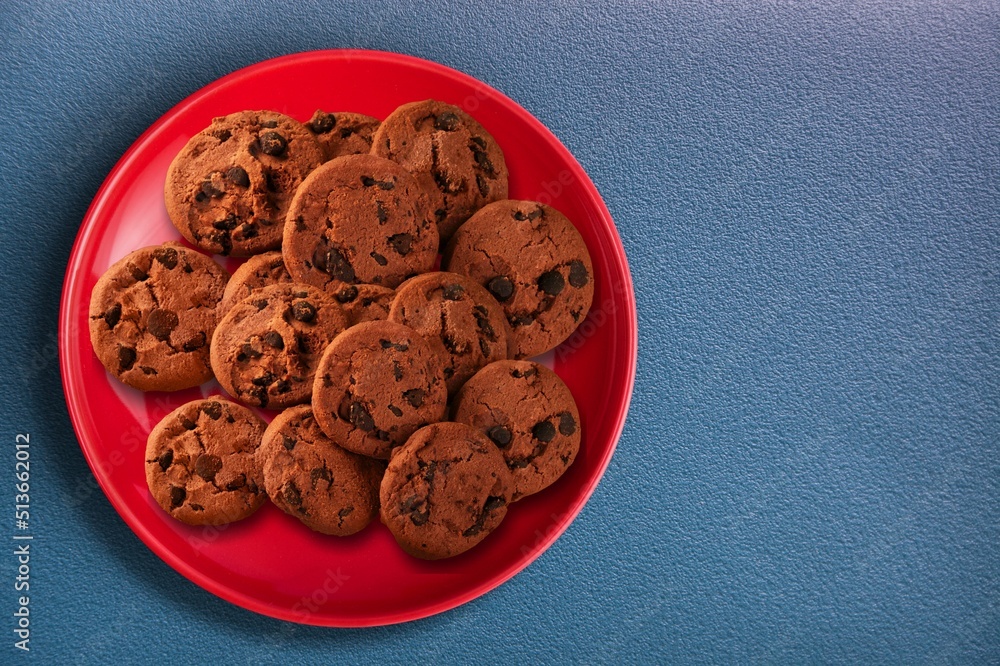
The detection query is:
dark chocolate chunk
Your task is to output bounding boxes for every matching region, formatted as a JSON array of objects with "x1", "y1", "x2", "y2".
[
  {"x1": 146, "y1": 308, "x2": 179, "y2": 341},
  {"x1": 486, "y1": 276, "x2": 514, "y2": 302},
  {"x1": 568, "y1": 260, "x2": 589, "y2": 288},
  {"x1": 559, "y1": 412, "x2": 577, "y2": 436},
  {"x1": 537, "y1": 270, "x2": 565, "y2": 296},
  {"x1": 194, "y1": 454, "x2": 223, "y2": 481},
  {"x1": 486, "y1": 425, "x2": 512, "y2": 447},
  {"x1": 532, "y1": 420, "x2": 556, "y2": 442},
  {"x1": 259, "y1": 131, "x2": 287, "y2": 157}
]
